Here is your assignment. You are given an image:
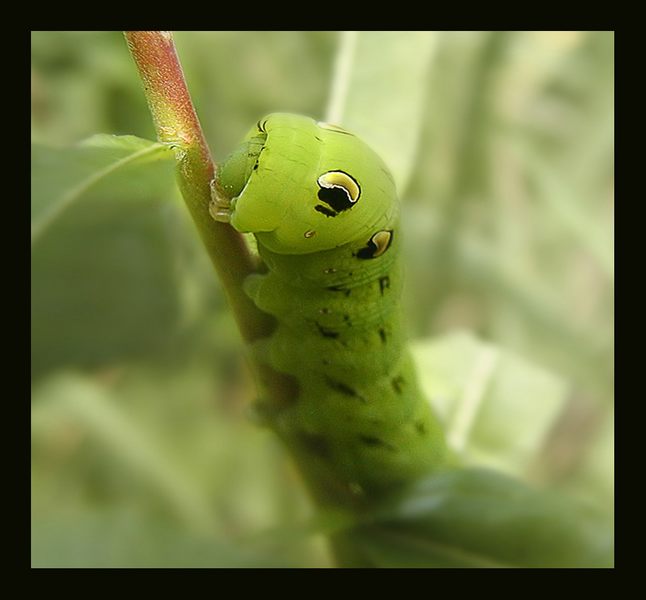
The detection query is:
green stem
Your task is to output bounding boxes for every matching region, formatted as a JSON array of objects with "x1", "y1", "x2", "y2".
[
  {"x1": 124, "y1": 31, "x2": 298, "y2": 413},
  {"x1": 123, "y1": 31, "x2": 271, "y2": 344}
]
